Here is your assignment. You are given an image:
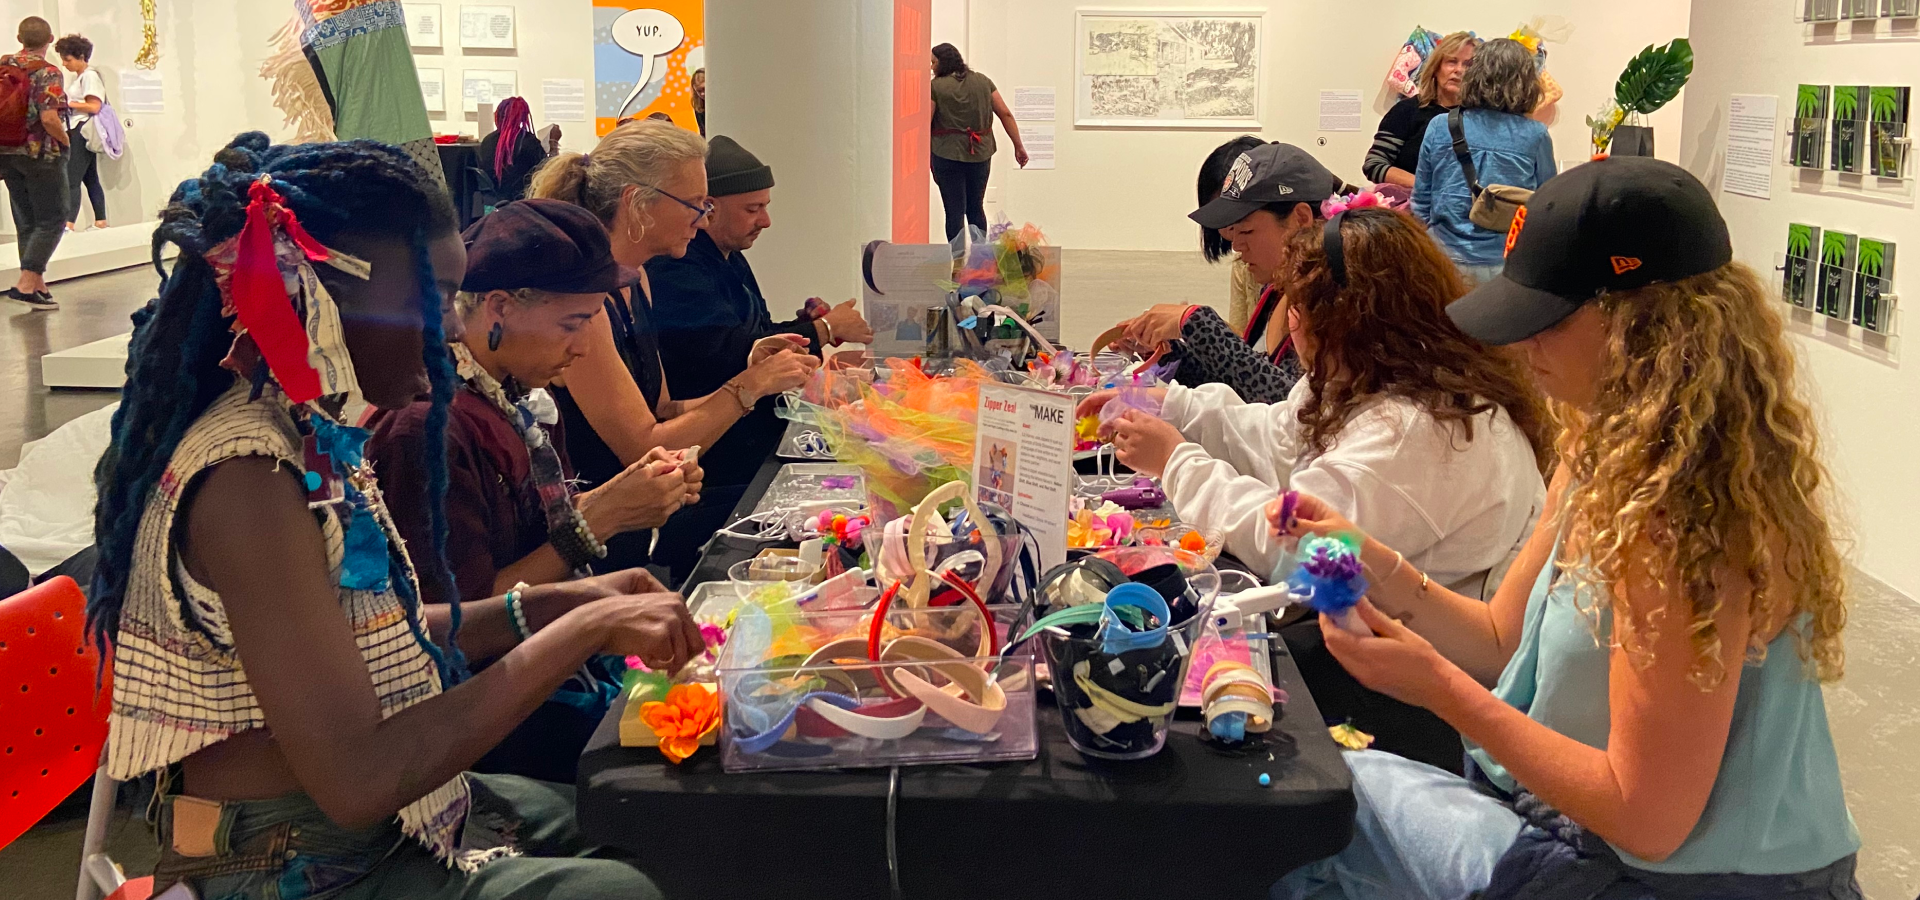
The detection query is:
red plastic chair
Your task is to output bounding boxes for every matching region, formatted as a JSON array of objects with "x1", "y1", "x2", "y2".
[{"x1": 0, "y1": 576, "x2": 110, "y2": 850}]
